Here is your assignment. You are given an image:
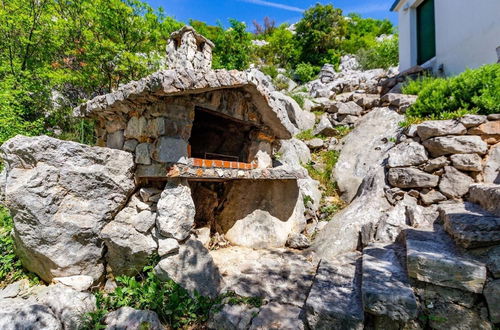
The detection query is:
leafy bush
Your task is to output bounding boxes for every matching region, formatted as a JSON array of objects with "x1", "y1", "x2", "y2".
[
  {"x1": 356, "y1": 36, "x2": 399, "y2": 70},
  {"x1": 403, "y1": 64, "x2": 500, "y2": 118},
  {"x1": 290, "y1": 94, "x2": 306, "y2": 108},
  {"x1": 294, "y1": 63, "x2": 320, "y2": 83}
]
